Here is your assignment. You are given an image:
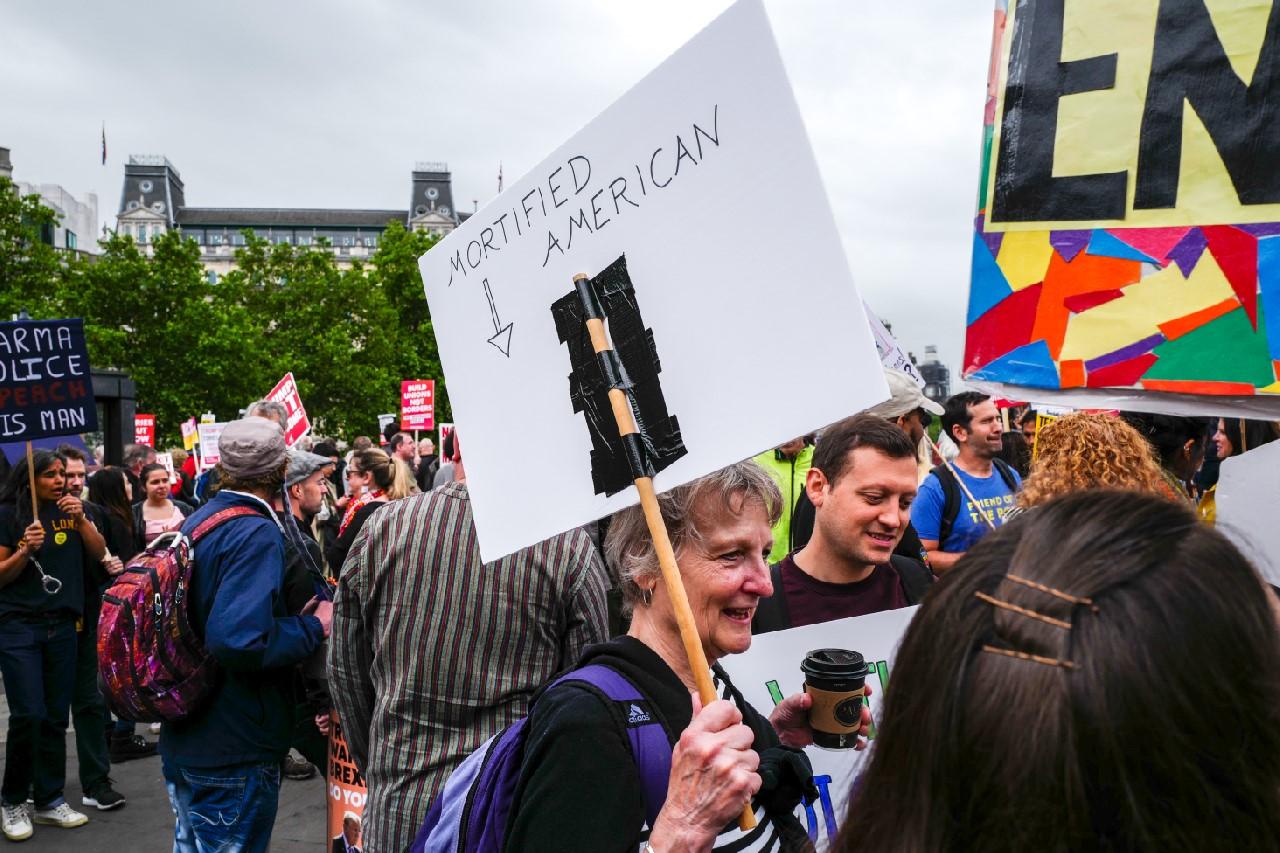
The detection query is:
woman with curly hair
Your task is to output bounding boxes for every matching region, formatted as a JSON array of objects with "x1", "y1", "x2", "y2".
[{"x1": 1016, "y1": 413, "x2": 1168, "y2": 510}]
